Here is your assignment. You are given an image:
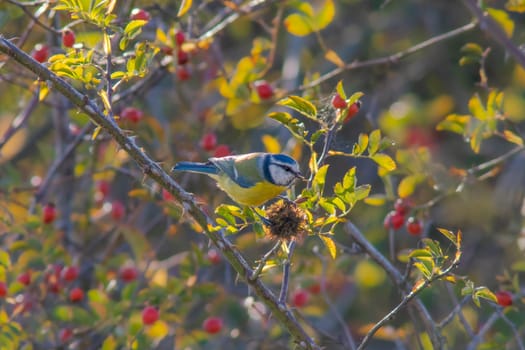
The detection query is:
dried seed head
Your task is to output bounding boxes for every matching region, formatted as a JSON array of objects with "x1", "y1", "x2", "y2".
[{"x1": 264, "y1": 200, "x2": 308, "y2": 242}]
